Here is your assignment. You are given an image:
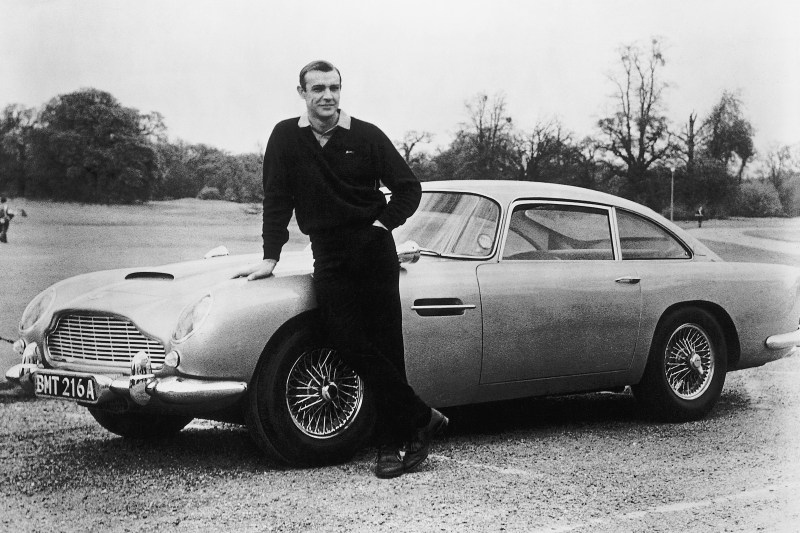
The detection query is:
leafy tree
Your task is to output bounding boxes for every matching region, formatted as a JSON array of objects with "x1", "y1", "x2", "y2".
[
  {"x1": 702, "y1": 91, "x2": 754, "y2": 182},
  {"x1": 153, "y1": 140, "x2": 200, "y2": 199},
  {"x1": 761, "y1": 144, "x2": 799, "y2": 215},
  {"x1": 31, "y1": 88, "x2": 161, "y2": 202},
  {"x1": 597, "y1": 39, "x2": 674, "y2": 203},
  {"x1": 0, "y1": 104, "x2": 37, "y2": 196},
  {"x1": 733, "y1": 180, "x2": 783, "y2": 217},
  {"x1": 235, "y1": 152, "x2": 264, "y2": 202},
  {"x1": 154, "y1": 140, "x2": 263, "y2": 202}
]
